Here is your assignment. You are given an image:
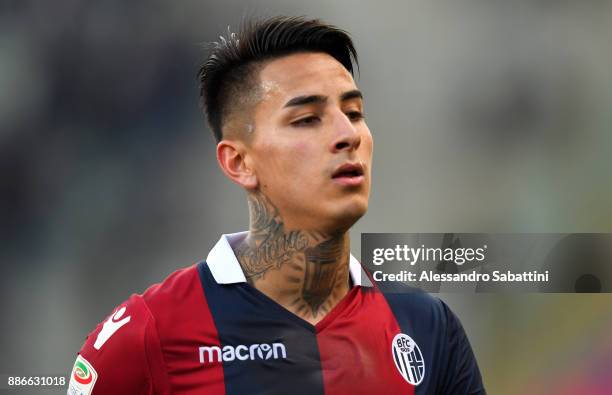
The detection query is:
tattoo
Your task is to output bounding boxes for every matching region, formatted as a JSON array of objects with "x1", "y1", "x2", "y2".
[
  {"x1": 235, "y1": 192, "x2": 349, "y2": 319},
  {"x1": 302, "y1": 236, "x2": 343, "y2": 313},
  {"x1": 236, "y1": 193, "x2": 308, "y2": 280}
]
